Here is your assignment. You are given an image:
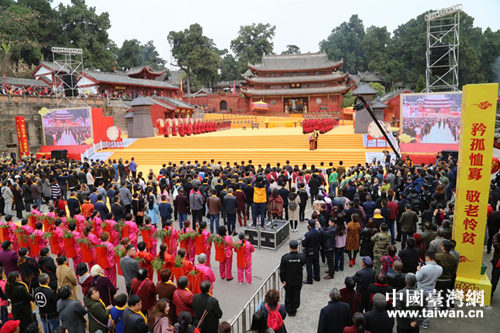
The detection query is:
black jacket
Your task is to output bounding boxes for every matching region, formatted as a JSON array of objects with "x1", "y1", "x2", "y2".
[
  {"x1": 111, "y1": 203, "x2": 125, "y2": 221},
  {"x1": 320, "y1": 227, "x2": 336, "y2": 251},
  {"x1": 352, "y1": 267, "x2": 375, "y2": 293},
  {"x1": 302, "y1": 228, "x2": 321, "y2": 255},
  {"x1": 222, "y1": 194, "x2": 238, "y2": 215},
  {"x1": 398, "y1": 247, "x2": 421, "y2": 273},
  {"x1": 123, "y1": 307, "x2": 149, "y2": 333},
  {"x1": 364, "y1": 308, "x2": 394, "y2": 333},
  {"x1": 38, "y1": 256, "x2": 58, "y2": 290},
  {"x1": 34, "y1": 285, "x2": 59, "y2": 318},
  {"x1": 192, "y1": 293, "x2": 223, "y2": 333},
  {"x1": 6, "y1": 282, "x2": 34, "y2": 326},
  {"x1": 67, "y1": 197, "x2": 80, "y2": 217},
  {"x1": 317, "y1": 300, "x2": 350, "y2": 333},
  {"x1": 279, "y1": 251, "x2": 306, "y2": 286}
]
